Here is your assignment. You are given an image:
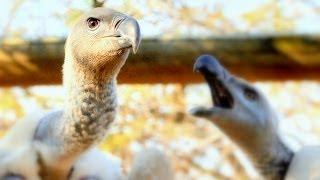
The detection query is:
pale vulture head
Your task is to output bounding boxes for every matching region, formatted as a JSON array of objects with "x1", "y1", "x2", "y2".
[
  {"x1": 66, "y1": 7, "x2": 141, "y2": 74},
  {"x1": 190, "y1": 55, "x2": 279, "y2": 152}
]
